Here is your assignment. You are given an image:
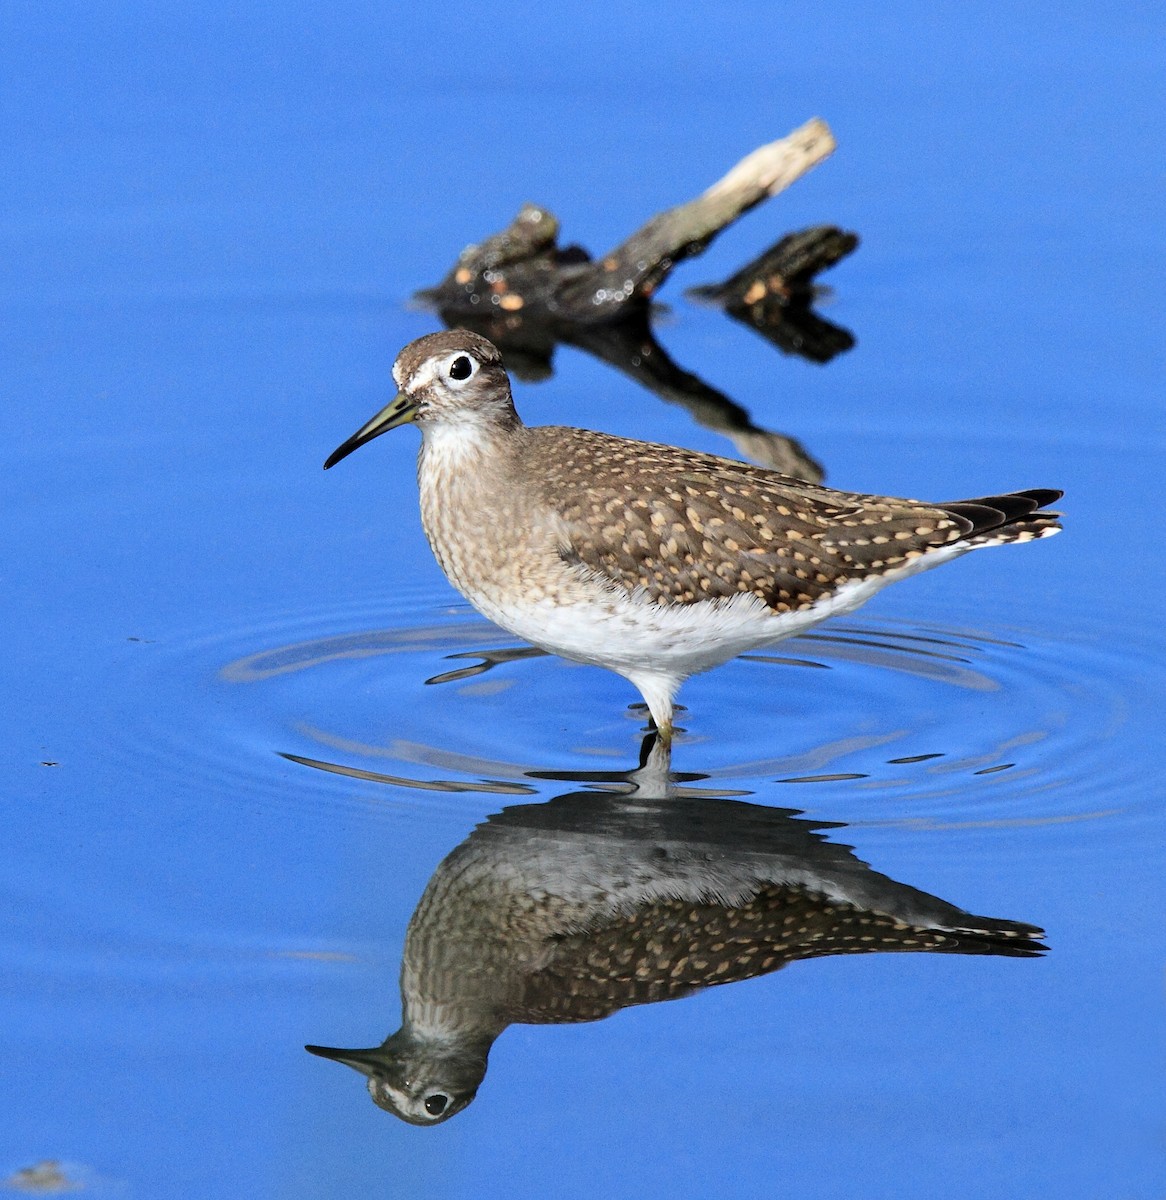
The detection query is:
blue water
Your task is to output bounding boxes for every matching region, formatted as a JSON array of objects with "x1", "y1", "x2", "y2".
[{"x1": 3, "y1": 4, "x2": 1163, "y2": 1197}]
